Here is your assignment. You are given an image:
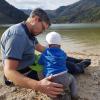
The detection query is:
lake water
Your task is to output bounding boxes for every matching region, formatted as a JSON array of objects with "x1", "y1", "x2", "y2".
[
  {"x1": 37, "y1": 24, "x2": 100, "y2": 55},
  {"x1": 0, "y1": 23, "x2": 100, "y2": 55}
]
